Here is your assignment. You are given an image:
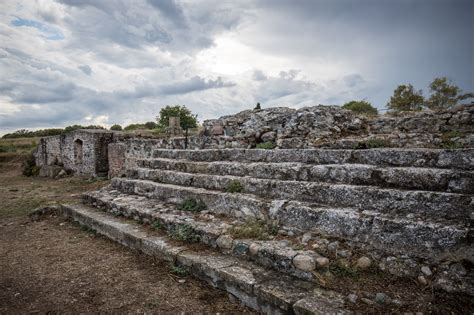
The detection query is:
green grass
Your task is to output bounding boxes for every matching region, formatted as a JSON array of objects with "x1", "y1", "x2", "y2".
[
  {"x1": 225, "y1": 180, "x2": 244, "y2": 193},
  {"x1": 229, "y1": 219, "x2": 279, "y2": 240},
  {"x1": 152, "y1": 220, "x2": 164, "y2": 230},
  {"x1": 177, "y1": 198, "x2": 207, "y2": 212},
  {"x1": 170, "y1": 264, "x2": 190, "y2": 277},
  {"x1": 168, "y1": 224, "x2": 200, "y2": 242},
  {"x1": 255, "y1": 141, "x2": 276, "y2": 150},
  {"x1": 329, "y1": 262, "x2": 359, "y2": 279},
  {"x1": 441, "y1": 131, "x2": 465, "y2": 149}
]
